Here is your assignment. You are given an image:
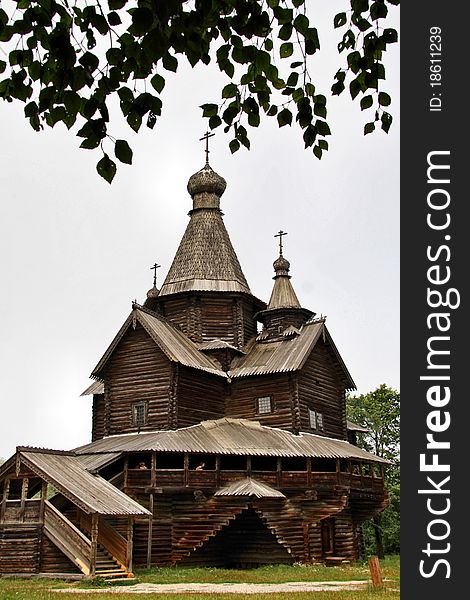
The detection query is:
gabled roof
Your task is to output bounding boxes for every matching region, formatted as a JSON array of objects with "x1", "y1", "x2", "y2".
[
  {"x1": 91, "y1": 307, "x2": 226, "y2": 379},
  {"x1": 15, "y1": 449, "x2": 150, "y2": 516},
  {"x1": 229, "y1": 320, "x2": 355, "y2": 388},
  {"x1": 73, "y1": 418, "x2": 388, "y2": 464},
  {"x1": 214, "y1": 478, "x2": 285, "y2": 498},
  {"x1": 80, "y1": 380, "x2": 104, "y2": 396}
]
